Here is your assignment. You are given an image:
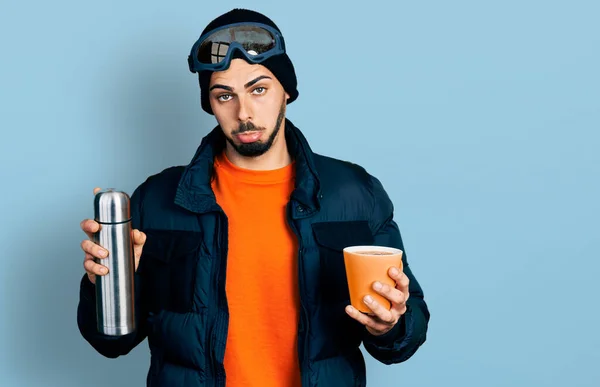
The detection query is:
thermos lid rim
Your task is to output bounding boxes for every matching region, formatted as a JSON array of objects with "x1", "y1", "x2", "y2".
[{"x1": 94, "y1": 188, "x2": 131, "y2": 223}]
